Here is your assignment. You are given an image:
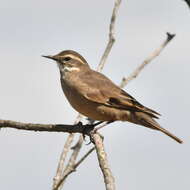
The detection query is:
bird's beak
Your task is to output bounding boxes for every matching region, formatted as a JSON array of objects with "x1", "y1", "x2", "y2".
[{"x1": 42, "y1": 55, "x2": 57, "y2": 61}]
